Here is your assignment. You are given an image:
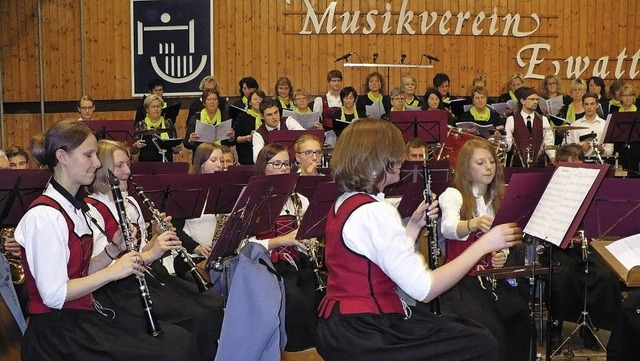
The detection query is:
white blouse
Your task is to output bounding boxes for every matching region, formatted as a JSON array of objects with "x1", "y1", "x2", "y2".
[
  {"x1": 15, "y1": 185, "x2": 92, "y2": 309},
  {"x1": 336, "y1": 192, "x2": 432, "y2": 302}
]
